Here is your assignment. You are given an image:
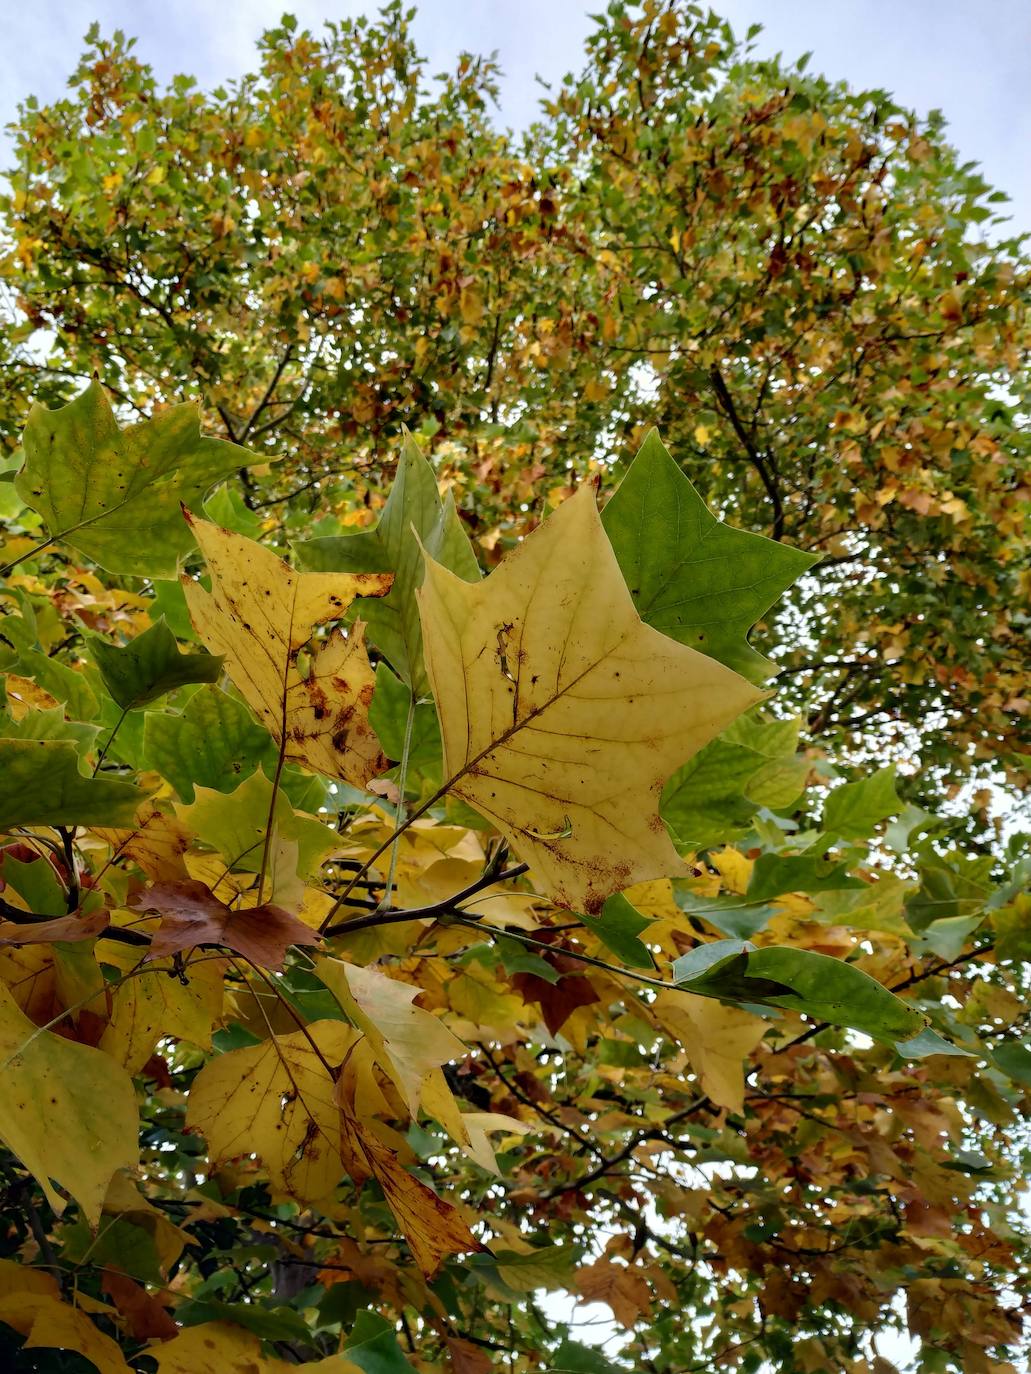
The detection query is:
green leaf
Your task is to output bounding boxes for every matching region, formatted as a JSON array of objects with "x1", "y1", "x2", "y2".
[
  {"x1": 175, "y1": 770, "x2": 335, "y2": 875},
  {"x1": 343, "y1": 1310, "x2": 416, "y2": 1373},
  {"x1": 661, "y1": 736, "x2": 766, "y2": 850},
  {"x1": 672, "y1": 939, "x2": 924, "y2": 1045},
  {"x1": 177, "y1": 1298, "x2": 314, "y2": 1344},
  {"x1": 992, "y1": 1041, "x2": 1031, "y2": 1087},
  {"x1": 144, "y1": 684, "x2": 277, "y2": 802},
  {"x1": 601, "y1": 429, "x2": 816, "y2": 682},
  {"x1": 296, "y1": 431, "x2": 479, "y2": 693},
  {"x1": 896, "y1": 1028, "x2": 974, "y2": 1059},
  {"x1": 89, "y1": 617, "x2": 223, "y2": 710},
  {"x1": 0, "y1": 738, "x2": 145, "y2": 830},
  {"x1": 0, "y1": 855, "x2": 67, "y2": 915},
  {"x1": 746, "y1": 848, "x2": 861, "y2": 902},
  {"x1": 368, "y1": 661, "x2": 443, "y2": 794},
  {"x1": 0, "y1": 705, "x2": 99, "y2": 758},
  {"x1": 822, "y1": 766, "x2": 900, "y2": 840},
  {"x1": 551, "y1": 1341, "x2": 625, "y2": 1373},
  {"x1": 16, "y1": 381, "x2": 250, "y2": 575},
  {"x1": 581, "y1": 893, "x2": 655, "y2": 969},
  {"x1": 11, "y1": 647, "x2": 99, "y2": 721},
  {"x1": 906, "y1": 851, "x2": 992, "y2": 932}
]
